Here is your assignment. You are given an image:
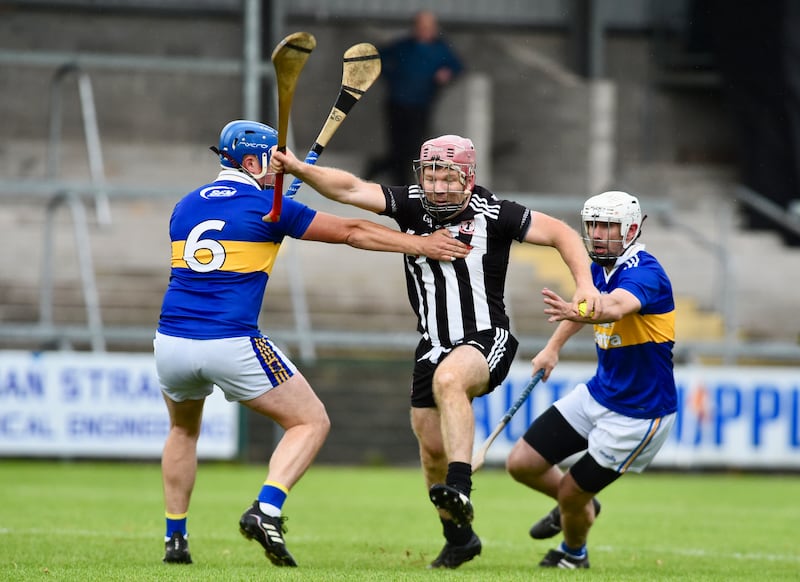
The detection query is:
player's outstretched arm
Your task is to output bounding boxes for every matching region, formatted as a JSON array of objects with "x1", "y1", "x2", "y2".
[
  {"x1": 542, "y1": 286, "x2": 640, "y2": 323},
  {"x1": 535, "y1": 288, "x2": 587, "y2": 381},
  {"x1": 301, "y1": 213, "x2": 469, "y2": 261},
  {"x1": 271, "y1": 148, "x2": 386, "y2": 213}
]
